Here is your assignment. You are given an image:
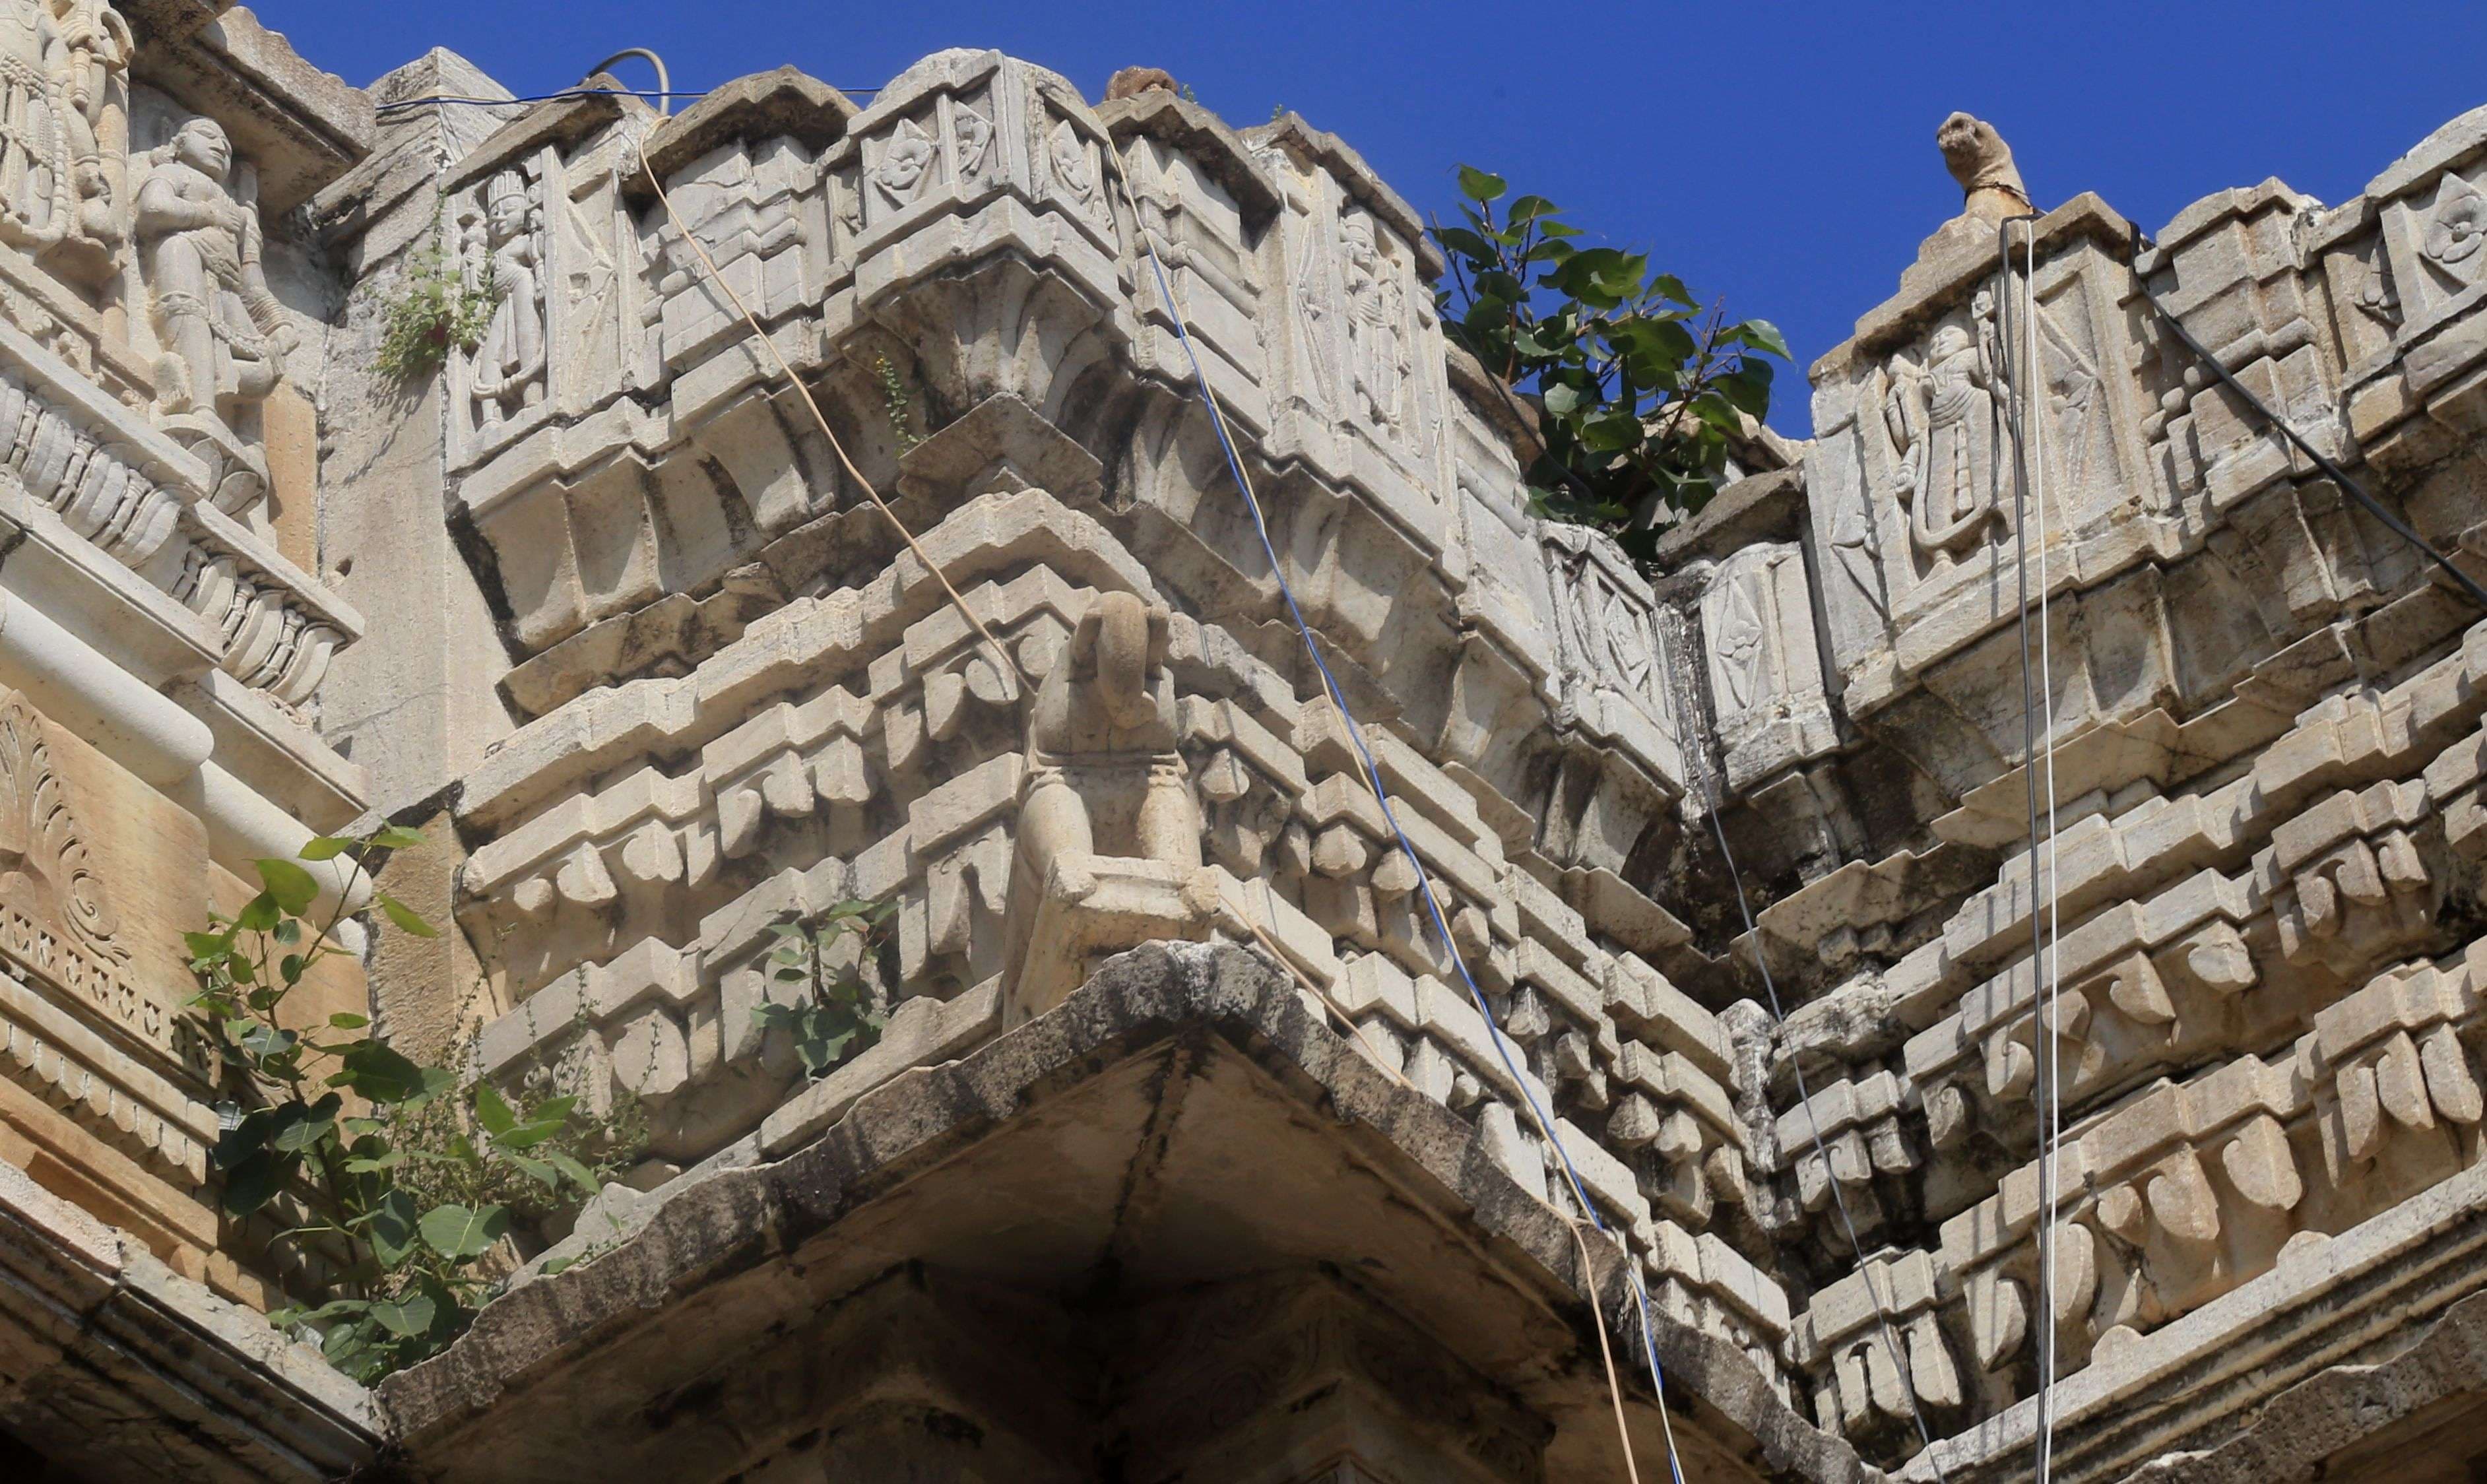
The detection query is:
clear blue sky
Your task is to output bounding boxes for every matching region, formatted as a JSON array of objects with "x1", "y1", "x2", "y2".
[{"x1": 256, "y1": 0, "x2": 2487, "y2": 434}]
